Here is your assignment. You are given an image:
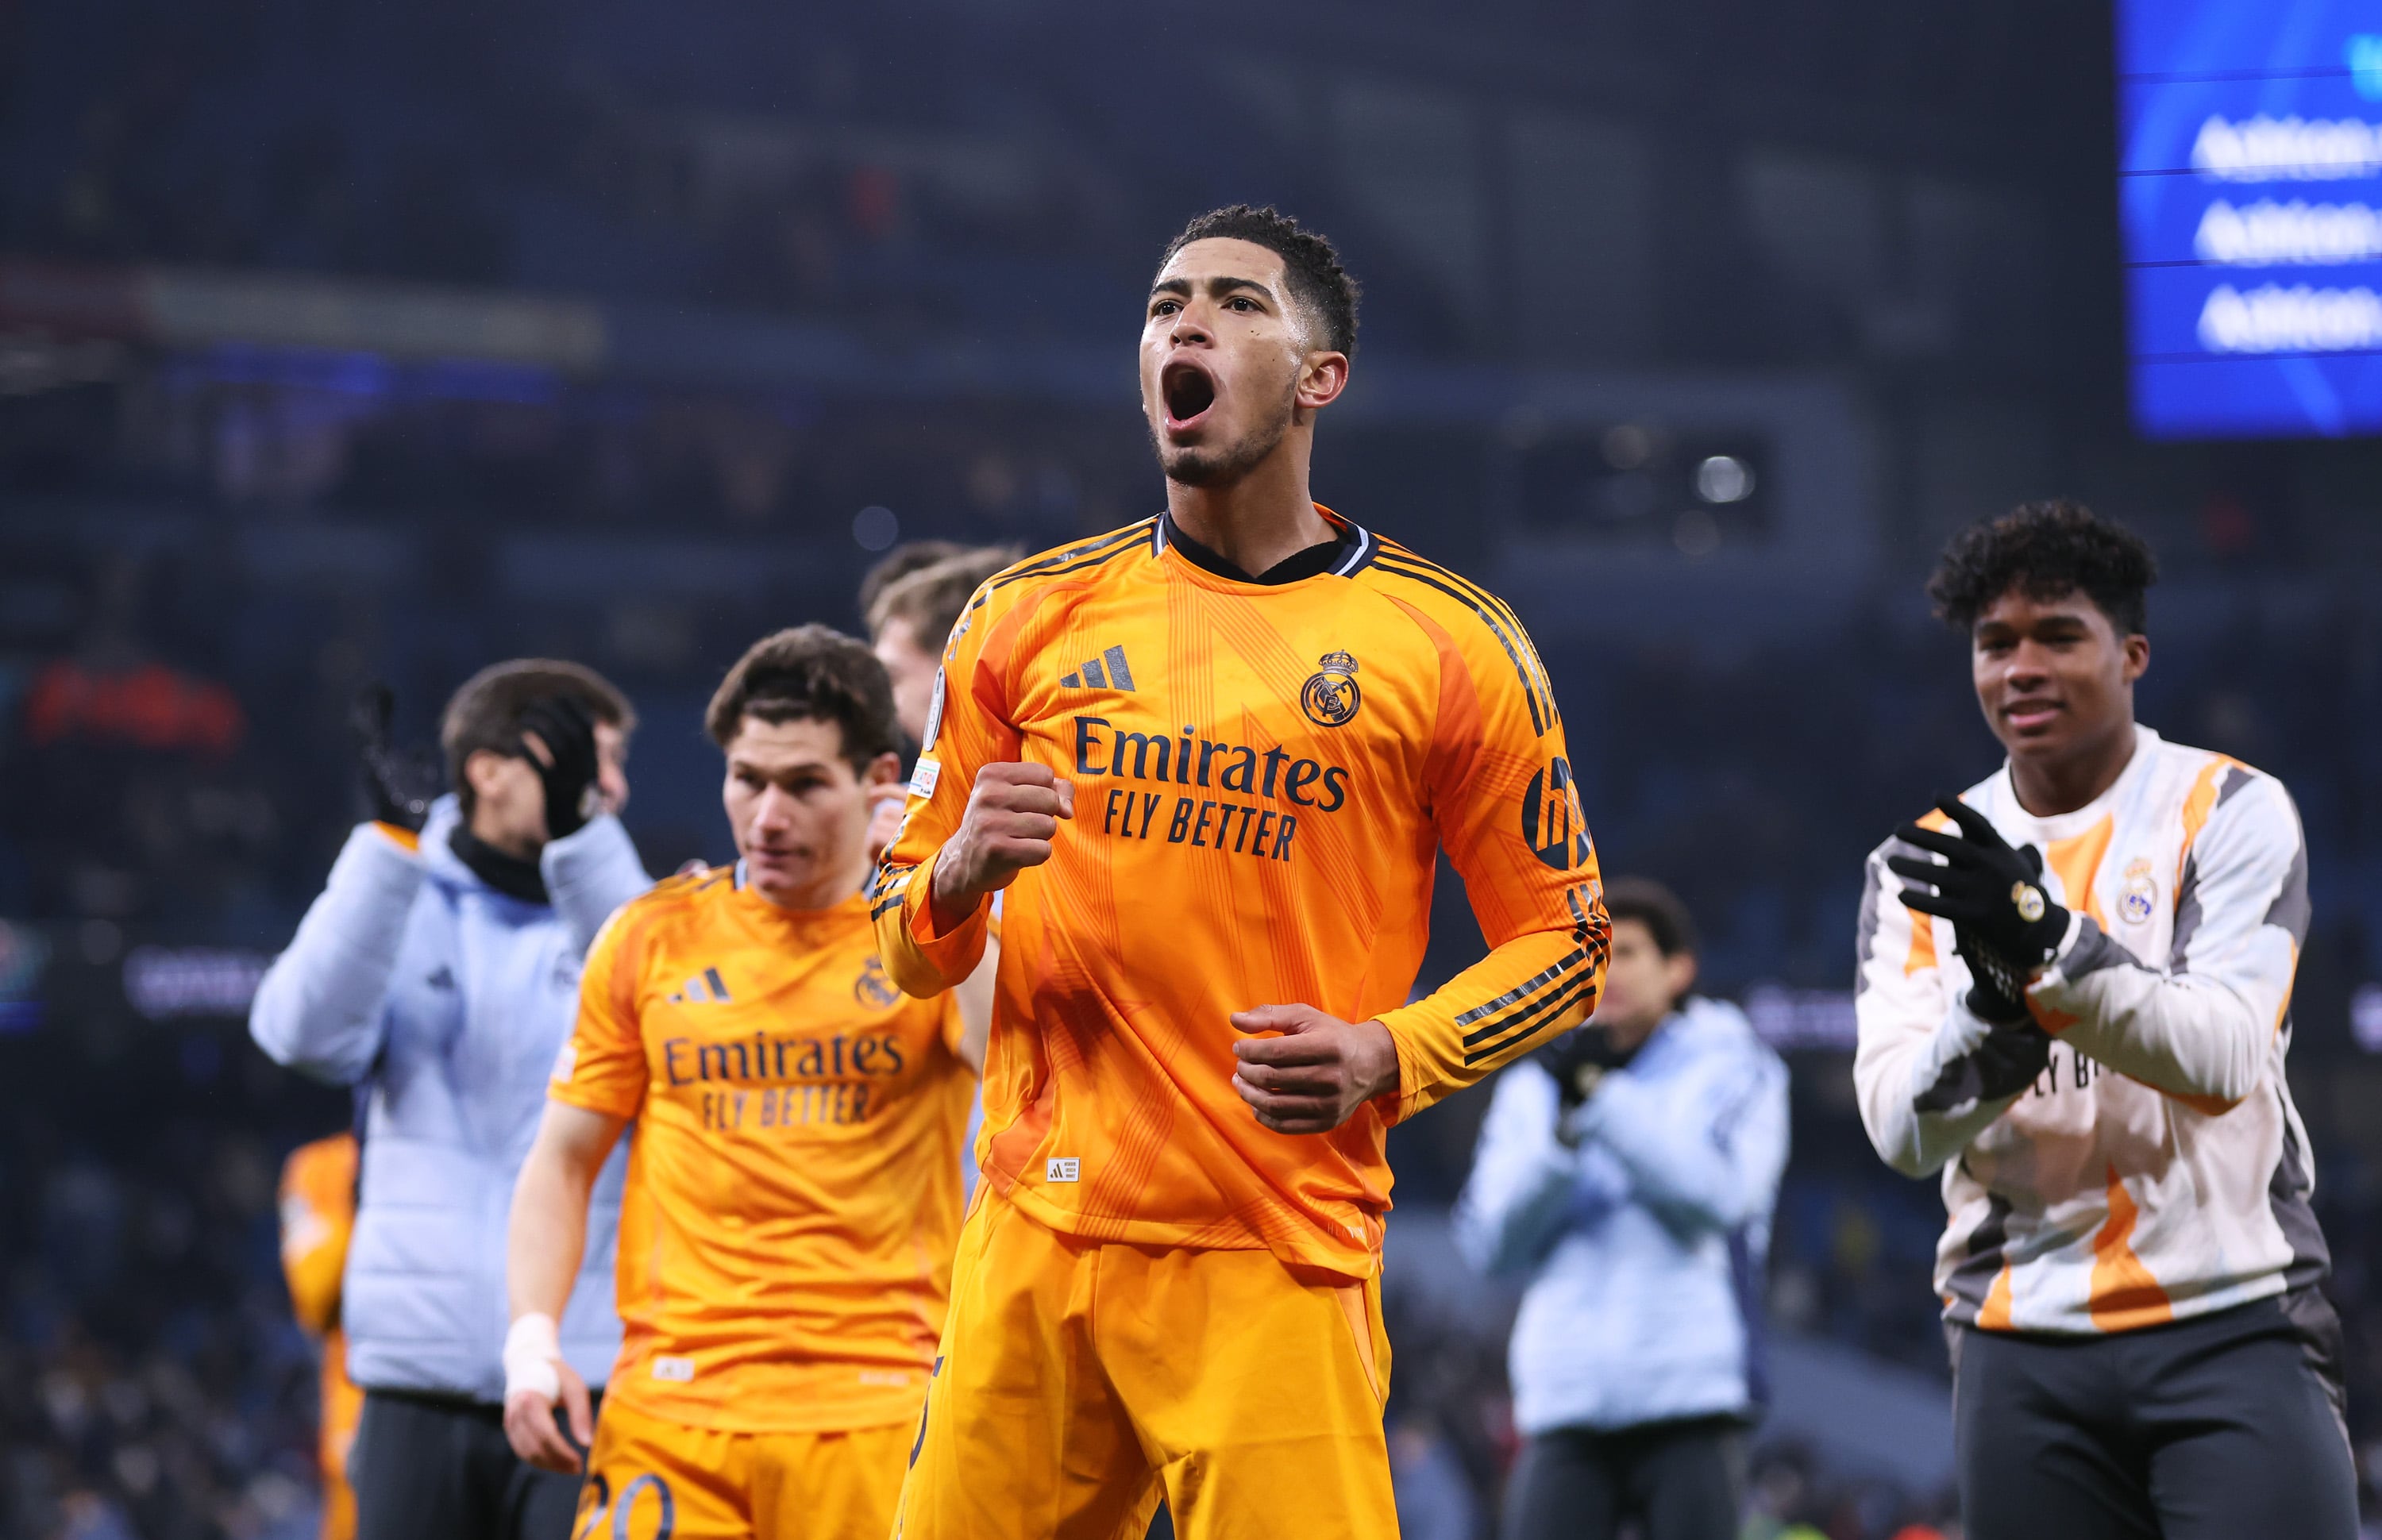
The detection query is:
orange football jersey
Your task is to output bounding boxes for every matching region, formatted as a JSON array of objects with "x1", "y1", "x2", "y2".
[
  {"x1": 278, "y1": 1134, "x2": 362, "y2": 1540},
  {"x1": 553, "y1": 868, "x2": 973, "y2": 1433},
  {"x1": 875, "y1": 510, "x2": 1609, "y2": 1278}
]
